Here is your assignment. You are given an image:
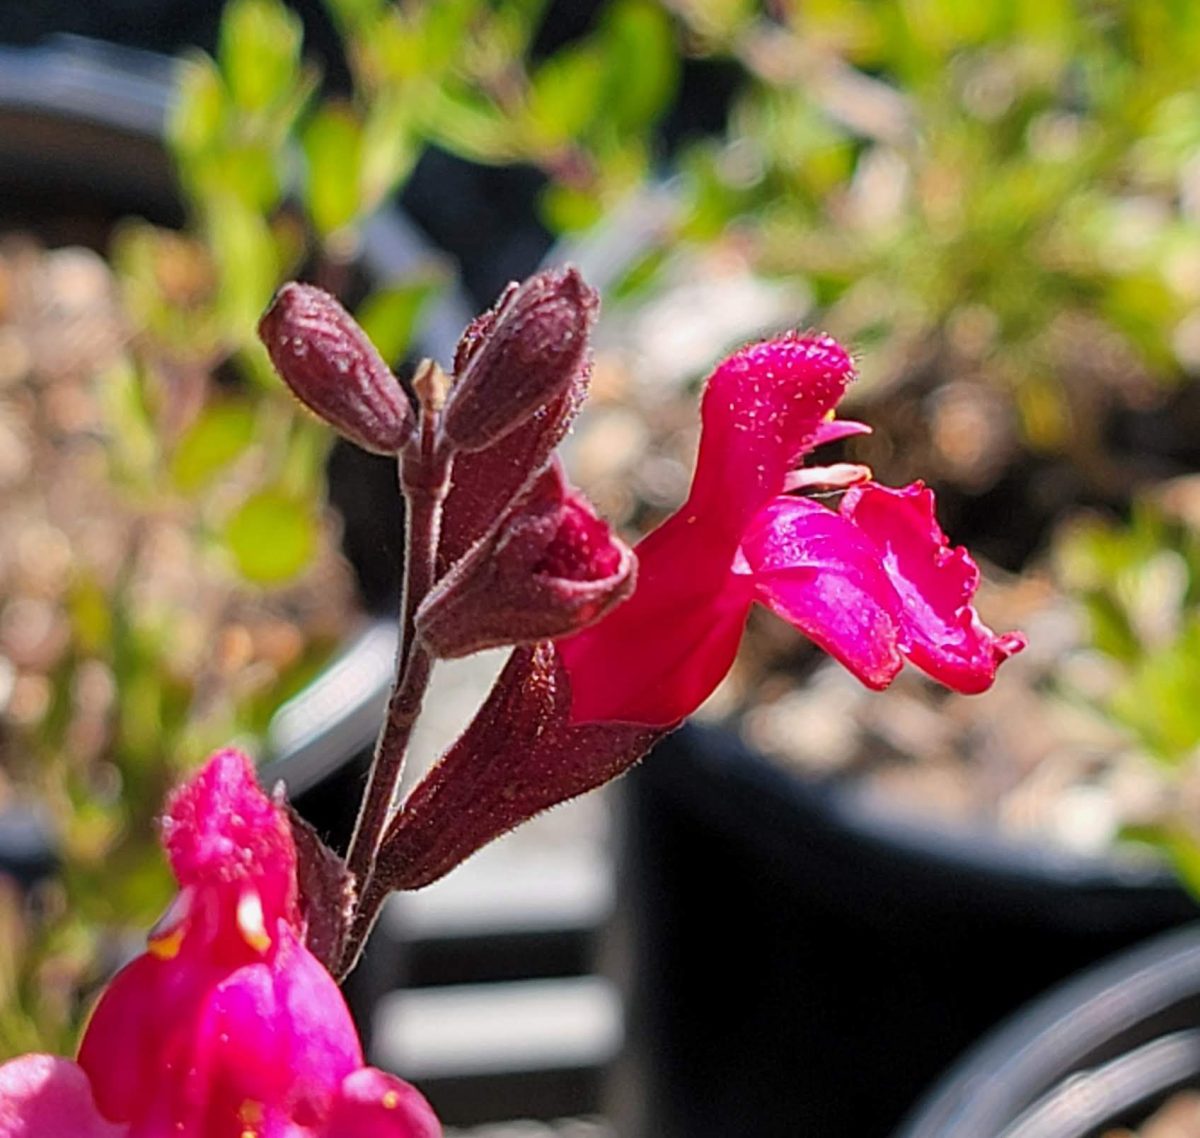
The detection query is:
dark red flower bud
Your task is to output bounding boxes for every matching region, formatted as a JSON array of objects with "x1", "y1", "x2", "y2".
[
  {"x1": 258, "y1": 282, "x2": 414, "y2": 455},
  {"x1": 373, "y1": 644, "x2": 660, "y2": 891},
  {"x1": 437, "y1": 368, "x2": 588, "y2": 576},
  {"x1": 440, "y1": 267, "x2": 599, "y2": 453},
  {"x1": 417, "y1": 463, "x2": 635, "y2": 658},
  {"x1": 451, "y1": 280, "x2": 518, "y2": 377}
]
